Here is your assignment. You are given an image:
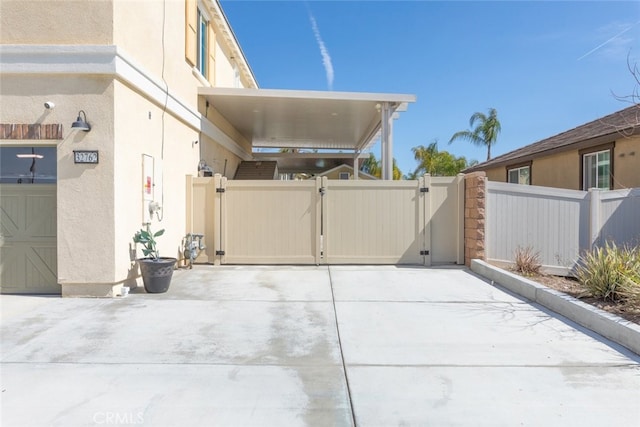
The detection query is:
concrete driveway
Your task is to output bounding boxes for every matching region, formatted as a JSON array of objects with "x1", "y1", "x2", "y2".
[{"x1": 1, "y1": 266, "x2": 639, "y2": 426}]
